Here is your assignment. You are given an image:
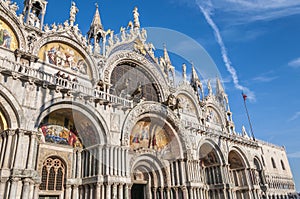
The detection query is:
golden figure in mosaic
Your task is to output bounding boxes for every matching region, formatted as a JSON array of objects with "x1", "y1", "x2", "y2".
[
  {"x1": 38, "y1": 42, "x2": 89, "y2": 75},
  {"x1": 39, "y1": 124, "x2": 83, "y2": 148},
  {"x1": 130, "y1": 121, "x2": 169, "y2": 150},
  {"x1": 0, "y1": 19, "x2": 18, "y2": 50}
]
